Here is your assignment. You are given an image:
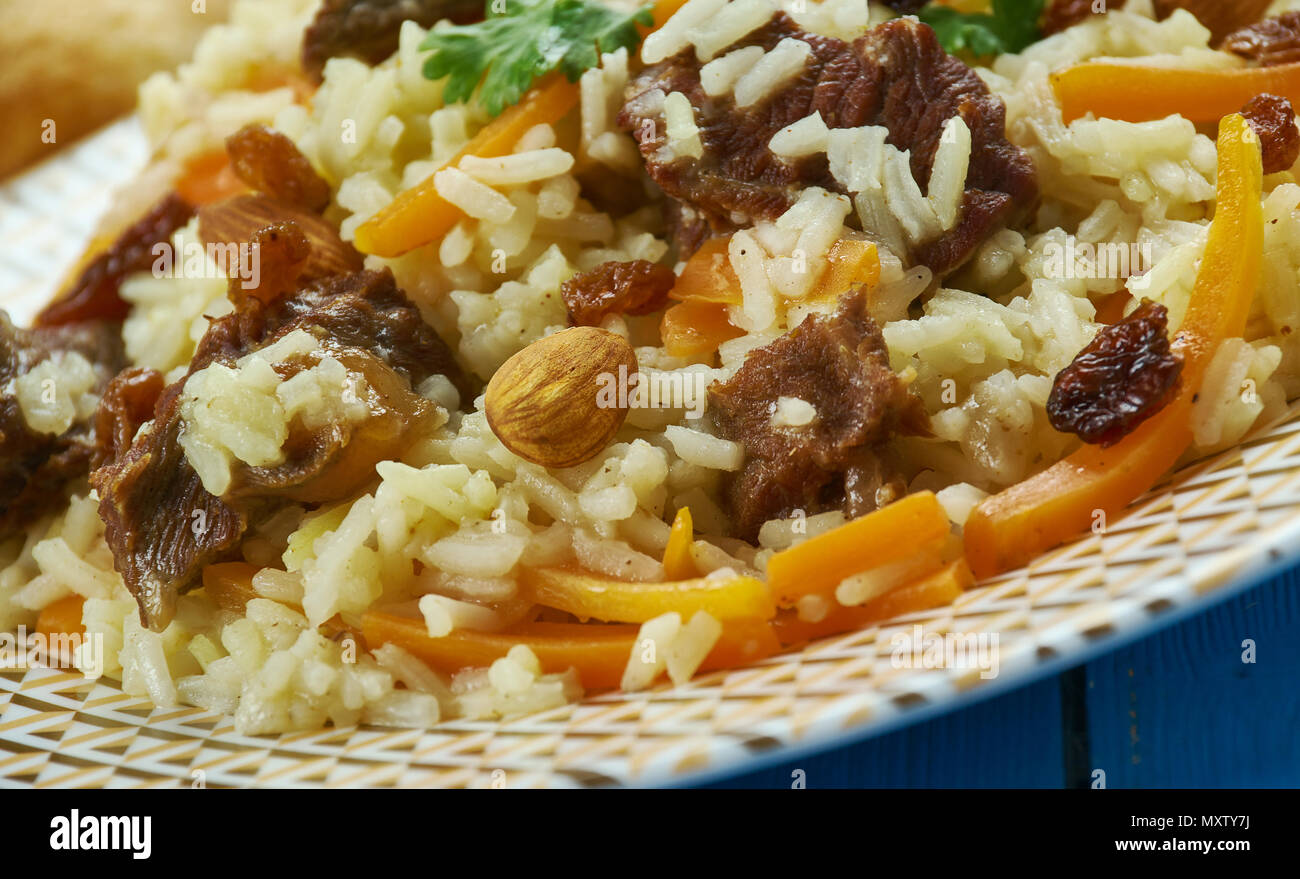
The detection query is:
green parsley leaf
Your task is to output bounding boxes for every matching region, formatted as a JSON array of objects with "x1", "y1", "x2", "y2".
[
  {"x1": 420, "y1": 0, "x2": 654, "y2": 118},
  {"x1": 919, "y1": 0, "x2": 1047, "y2": 59}
]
